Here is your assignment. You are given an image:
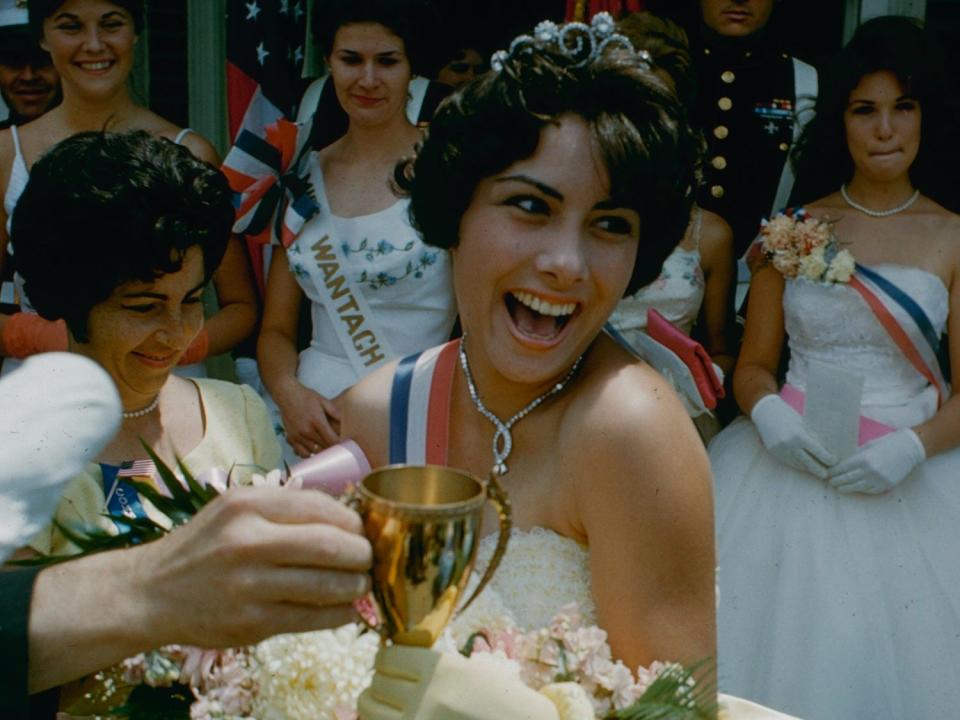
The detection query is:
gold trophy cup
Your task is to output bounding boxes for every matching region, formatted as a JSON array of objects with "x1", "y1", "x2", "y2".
[{"x1": 354, "y1": 465, "x2": 511, "y2": 646}]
